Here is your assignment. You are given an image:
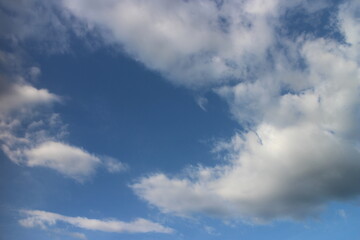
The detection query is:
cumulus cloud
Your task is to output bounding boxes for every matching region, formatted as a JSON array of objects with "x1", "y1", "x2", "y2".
[
  {"x1": 60, "y1": 0, "x2": 342, "y2": 88},
  {"x1": 21, "y1": 141, "x2": 126, "y2": 181},
  {"x1": 0, "y1": 51, "x2": 124, "y2": 182},
  {"x1": 24, "y1": 141, "x2": 101, "y2": 181},
  {"x1": 133, "y1": 123, "x2": 360, "y2": 221},
  {"x1": 1, "y1": 128, "x2": 125, "y2": 182},
  {"x1": 19, "y1": 209, "x2": 174, "y2": 234},
  {"x1": 3, "y1": 0, "x2": 360, "y2": 224},
  {"x1": 60, "y1": 0, "x2": 281, "y2": 87},
  {"x1": 128, "y1": 1, "x2": 360, "y2": 222},
  {"x1": 0, "y1": 83, "x2": 60, "y2": 113},
  {"x1": 338, "y1": 1, "x2": 360, "y2": 48}
]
